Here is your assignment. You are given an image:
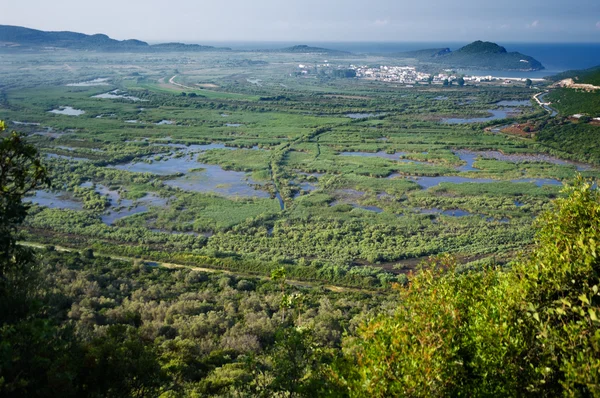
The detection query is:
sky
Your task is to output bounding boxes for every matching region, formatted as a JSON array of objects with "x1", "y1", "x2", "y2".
[{"x1": 1, "y1": 0, "x2": 600, "y2": 43}]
